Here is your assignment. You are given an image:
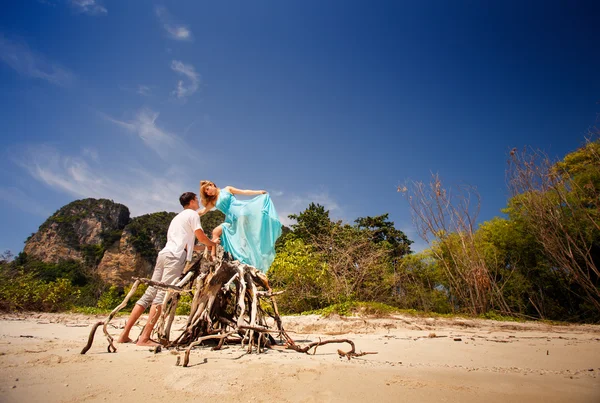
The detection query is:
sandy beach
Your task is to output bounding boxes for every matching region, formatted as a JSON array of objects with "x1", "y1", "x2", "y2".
[{"x1": 0, "y1": 313, "x2": 599, "y2": 402}]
